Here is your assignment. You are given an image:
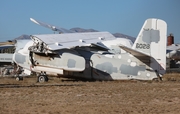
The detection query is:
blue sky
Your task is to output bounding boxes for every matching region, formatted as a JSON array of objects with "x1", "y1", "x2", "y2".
[{"x1": 0, "y1": 0, "x2": 180, "y2": 42}]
